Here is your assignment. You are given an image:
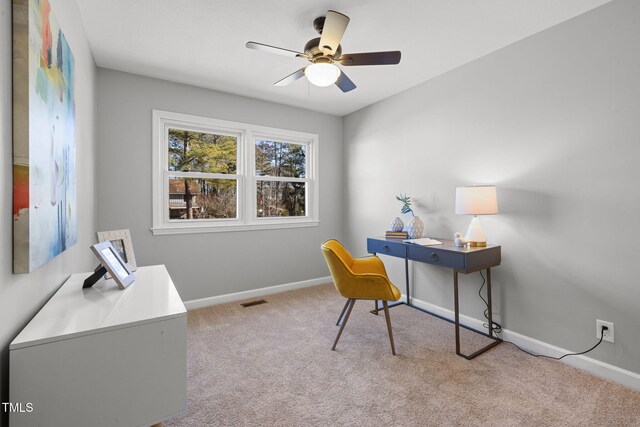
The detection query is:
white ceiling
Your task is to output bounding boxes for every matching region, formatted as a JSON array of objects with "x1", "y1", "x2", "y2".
[{"x1": 75, "y1": 0, "x2": 611, "y2": 116}]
